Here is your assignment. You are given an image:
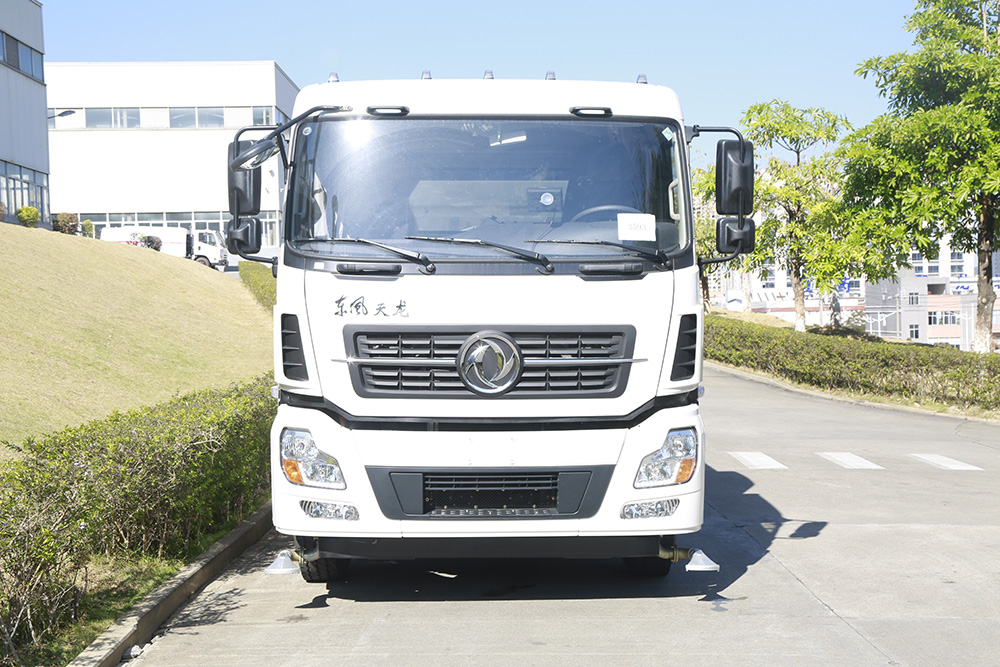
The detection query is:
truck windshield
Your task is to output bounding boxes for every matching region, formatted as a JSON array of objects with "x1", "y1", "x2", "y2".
[{"x1": 286, "y1": 117, "x2": 689, "y2": 264}]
